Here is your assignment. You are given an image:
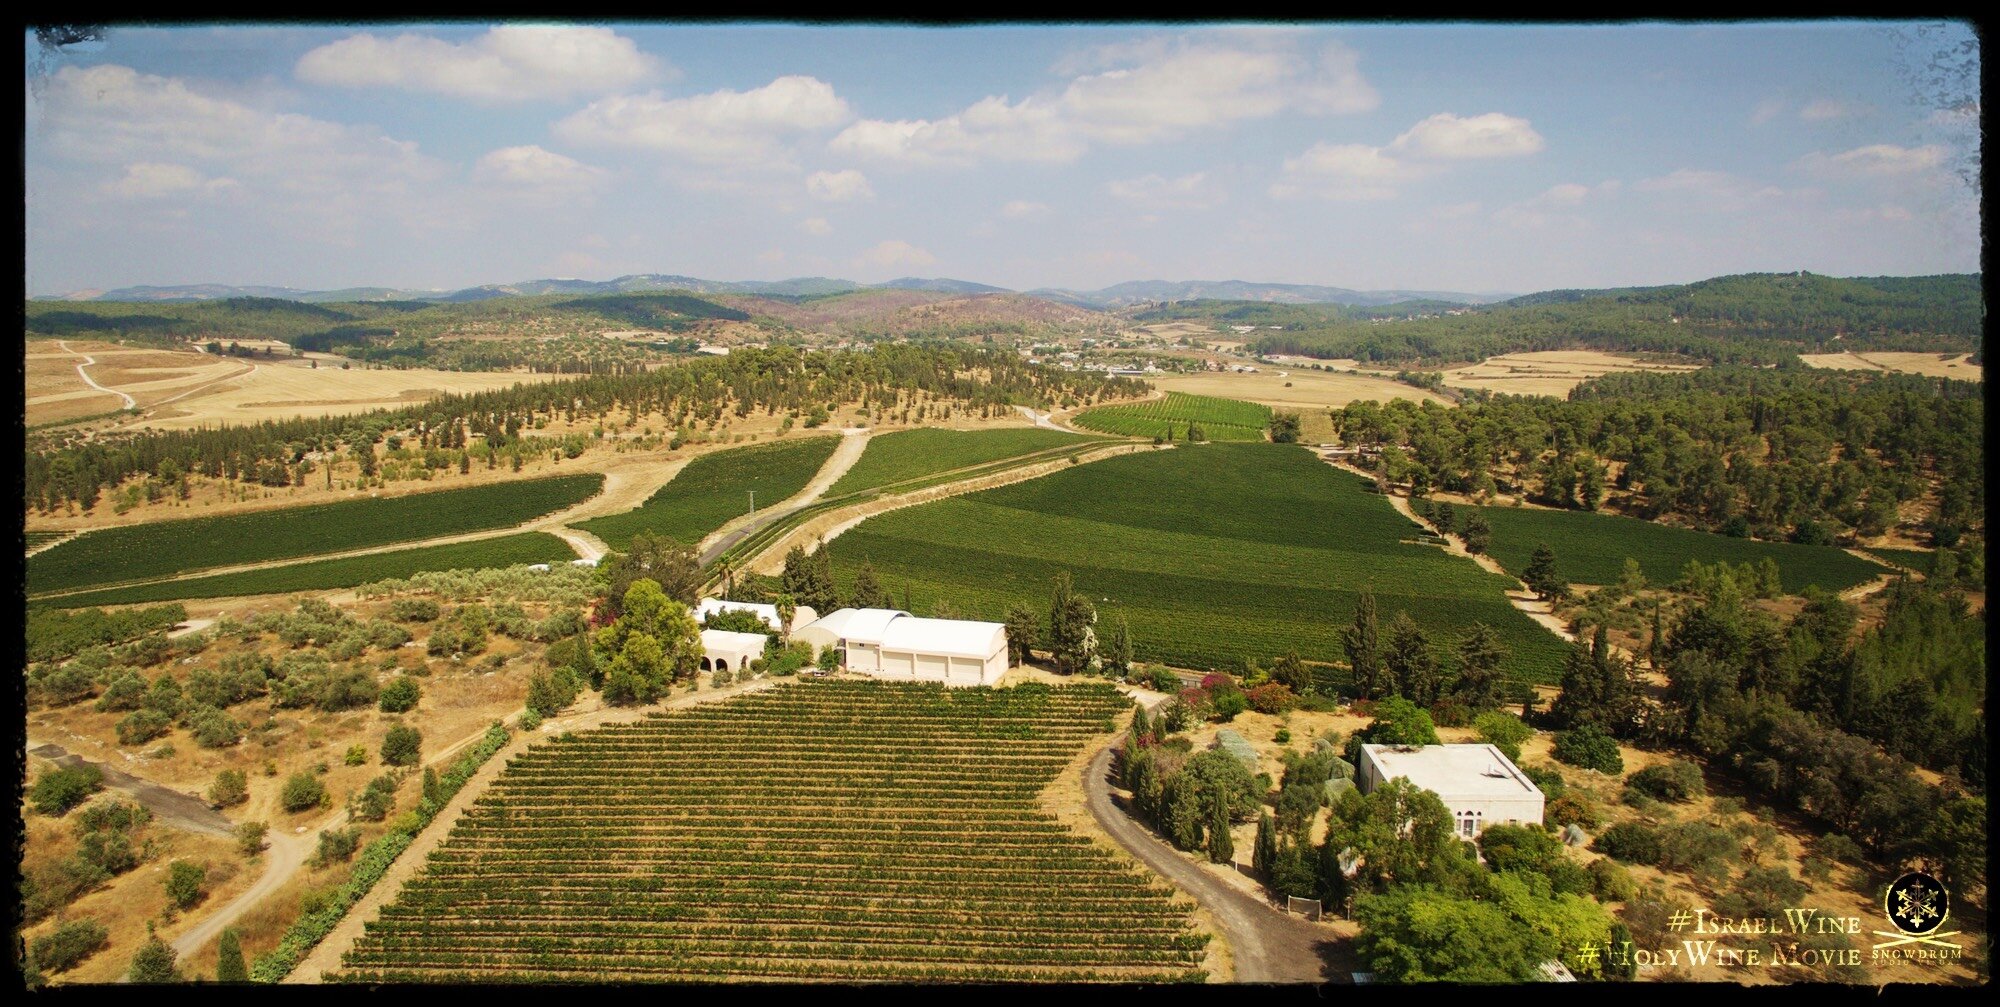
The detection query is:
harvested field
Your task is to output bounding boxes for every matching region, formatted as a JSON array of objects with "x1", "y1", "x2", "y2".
[
  {"x1": 1153, "y1": 367, "x2": 1446, "y2": 411},
  {"x1": 1439, "y1": 351, "x2": 1702, "y2": 397},
  {"x1": 1797, "y1": 351, "x2": 1982, "y2": 380},
  {"x1": 332, "y1": 680, "x2": 1209, "y2": 983}
]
